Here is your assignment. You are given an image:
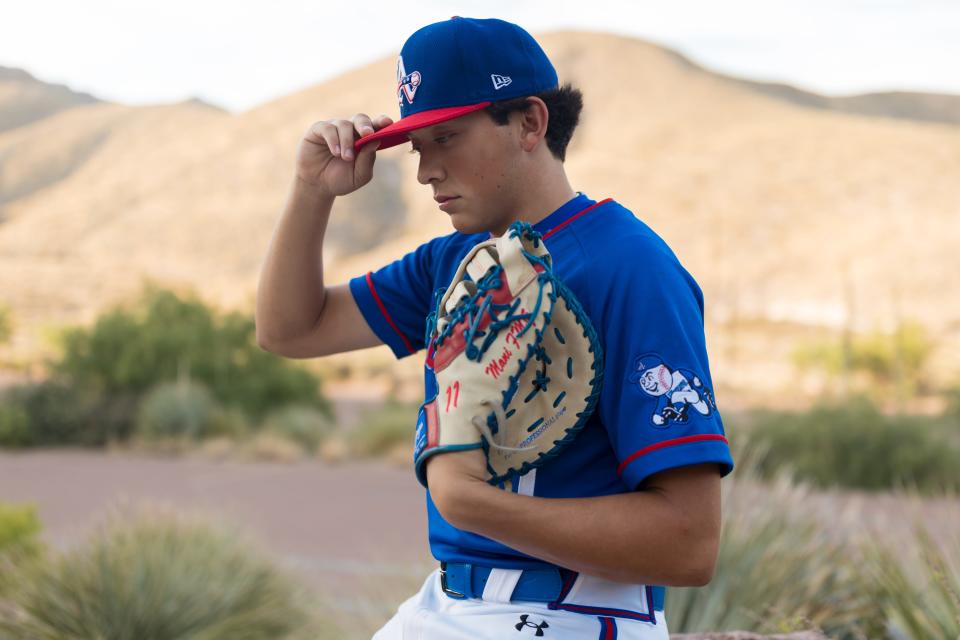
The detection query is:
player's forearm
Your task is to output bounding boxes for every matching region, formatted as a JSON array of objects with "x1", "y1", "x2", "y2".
[
  {"x1": 255, "y1": 176, "x2": 336, "y2": 347},
  {"x1": 435, "y1": 481, "x2": 718, "y2": 587}
]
